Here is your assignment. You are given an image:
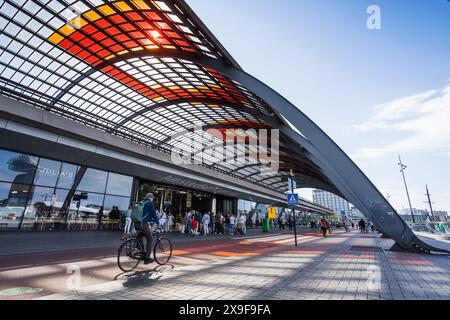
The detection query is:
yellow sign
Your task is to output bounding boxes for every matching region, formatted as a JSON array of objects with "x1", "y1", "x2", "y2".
[{"x1": 268, "y1": 207, "x2": 277, "y2": 219}]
